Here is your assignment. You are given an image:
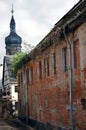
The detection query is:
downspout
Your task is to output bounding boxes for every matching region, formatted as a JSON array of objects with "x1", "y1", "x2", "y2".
[
  {"x1": 25, "y1": 66, "x2": 28, "y2": 125},
  {"x1": 63, "y1": 27, "x2": 74, "y2": 130},
  {"x1": 26, "y1": 78, "x2": 28, "y2": 125},
  {"x1": 26, "y1": 74, "x2": 28, "y2": 125}
]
